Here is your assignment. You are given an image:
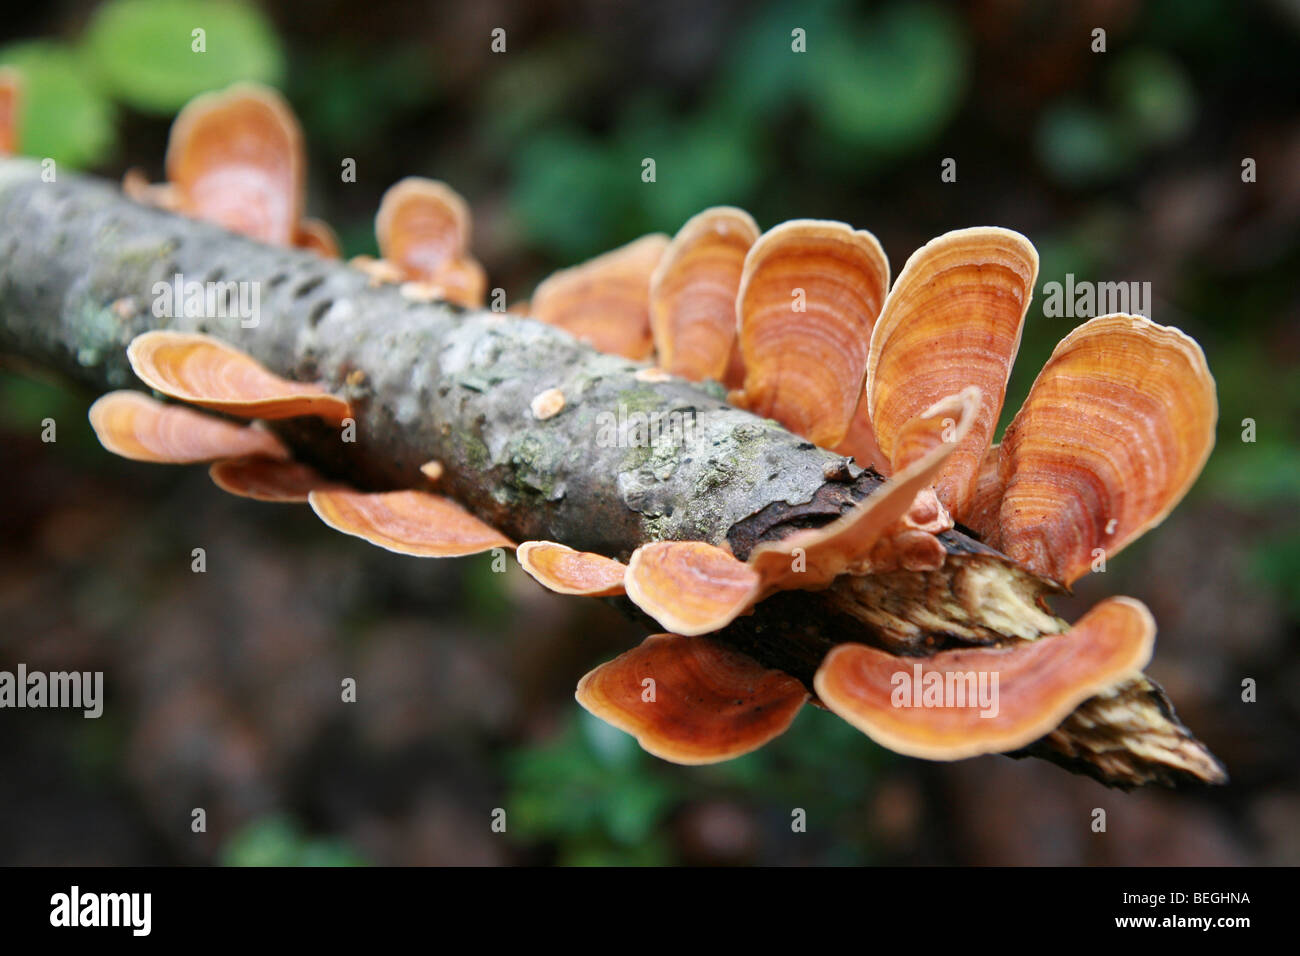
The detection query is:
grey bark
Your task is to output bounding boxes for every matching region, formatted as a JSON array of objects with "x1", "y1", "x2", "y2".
[{"x1": 0, "y1": 160, "x2": 1226, "y2": 789}]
